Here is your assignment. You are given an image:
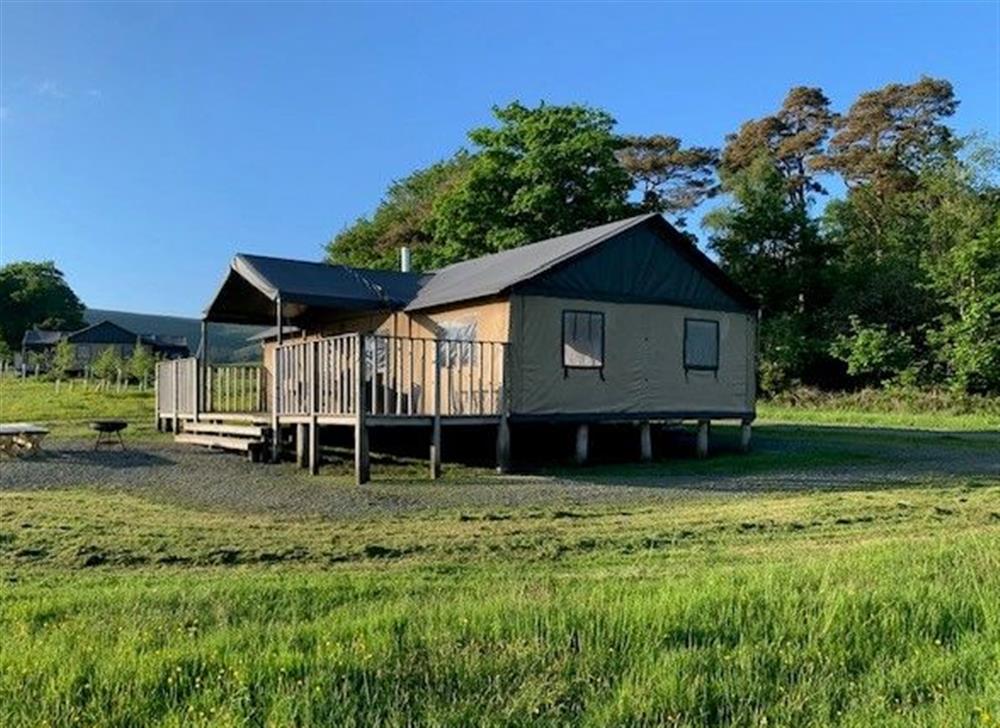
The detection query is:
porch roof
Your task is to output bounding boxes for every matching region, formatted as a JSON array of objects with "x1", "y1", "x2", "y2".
[{"x1": 204, "y1": 254, "x2": 427, "y2": 325}]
